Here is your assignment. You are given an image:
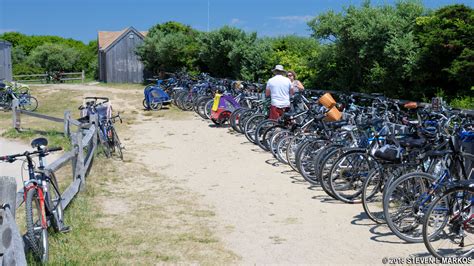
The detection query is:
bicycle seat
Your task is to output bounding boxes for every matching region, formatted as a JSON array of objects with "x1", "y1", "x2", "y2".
[
  {"x1": 0, "y1": 82, "x2": 5, "y2": 89},
  {"x1": 31, "y1": 137, "x2": 48, "y2": 149}
]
